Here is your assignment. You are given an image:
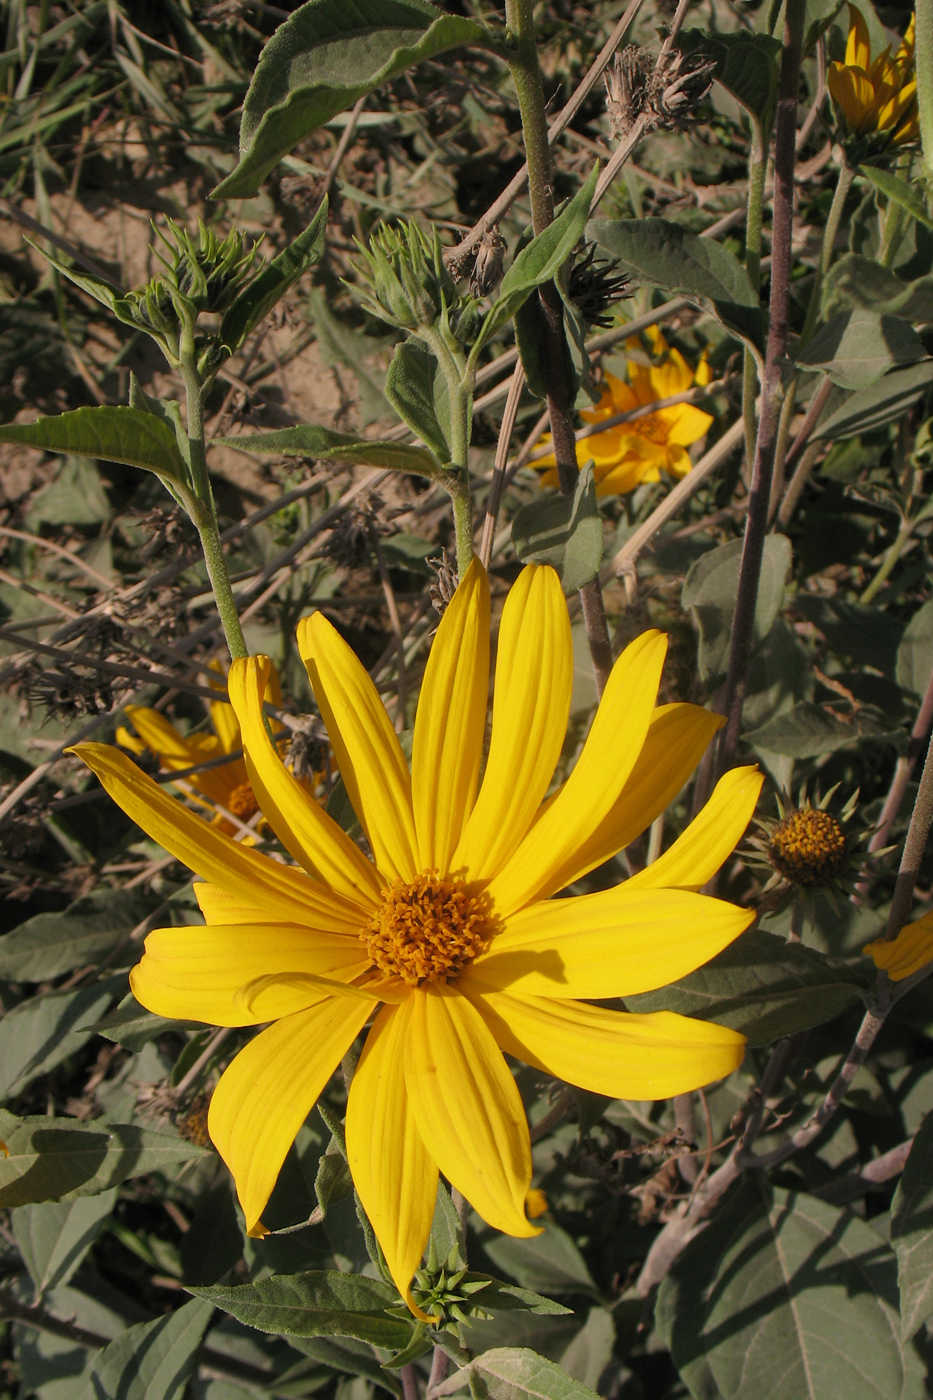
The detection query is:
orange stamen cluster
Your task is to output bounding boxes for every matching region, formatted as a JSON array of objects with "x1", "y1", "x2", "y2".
[
  {"x1": 227, "y1": 781, "x2": 260, "y2": 821},
  {"x1": 365, "y1": 872, "x2": 498, "y2": 985},
  {"x1": 769, "y1": 808, "x2": 847, "y2": 887}
]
